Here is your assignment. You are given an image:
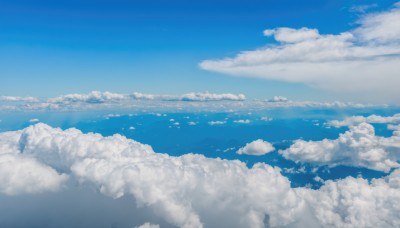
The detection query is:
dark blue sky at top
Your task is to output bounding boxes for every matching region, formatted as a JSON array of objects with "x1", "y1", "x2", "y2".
[{"x1": 0, "y1": 0, "x2": 396, "y2": 98}]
